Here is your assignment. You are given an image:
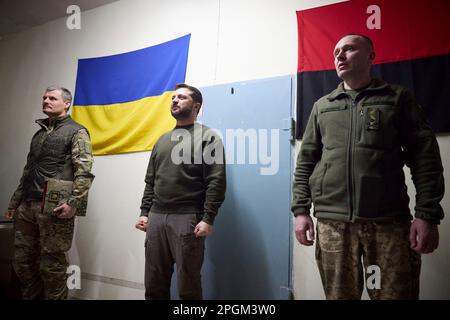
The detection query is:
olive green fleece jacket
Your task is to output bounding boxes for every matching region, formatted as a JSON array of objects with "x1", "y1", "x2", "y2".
[
  {"x1": 140, "y1": 122, "x2": 226, "y2": 225},
  {"x1": 292, "y1": 78, "x2": 444, "y2": 224}
]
